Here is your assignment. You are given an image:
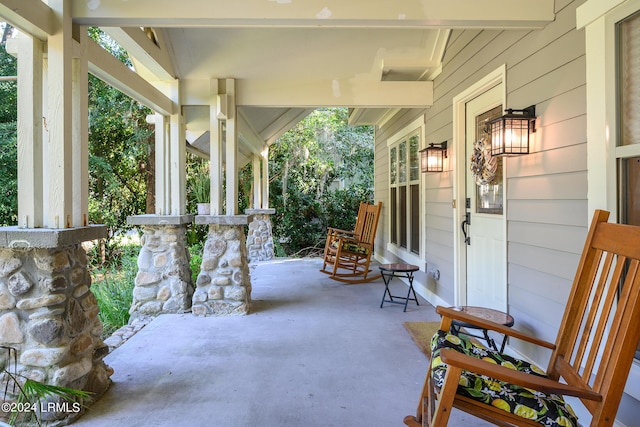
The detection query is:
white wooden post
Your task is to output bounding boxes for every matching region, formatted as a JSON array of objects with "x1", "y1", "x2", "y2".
[
  {"x1": 210, "y1": 79, "x2": 222, "y2": 215},
  {"x1": 262, "y1": 146, "x2": 269, "y2": 209},
  {"x1": 154, "y1": 113, "x2": 170, "y2": 215},
  {"x1": 16, "y1": 34, "x2": 43, "y2": 229},
  {"x1": 47, "y1": 0, "x2": 73, "y2": 229},
  {"x1": 225, "y1": 78, "x2": 237, "y2": 215},
  {"x1": 252, "y1": 155, "x2": 261, "y2": 209},
  {"x1": 169, "y1": 115, "x2": 186, "y2": 216},
  {"x1": 72, "y1": 28, "x2": 89, "y2": 227}
]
